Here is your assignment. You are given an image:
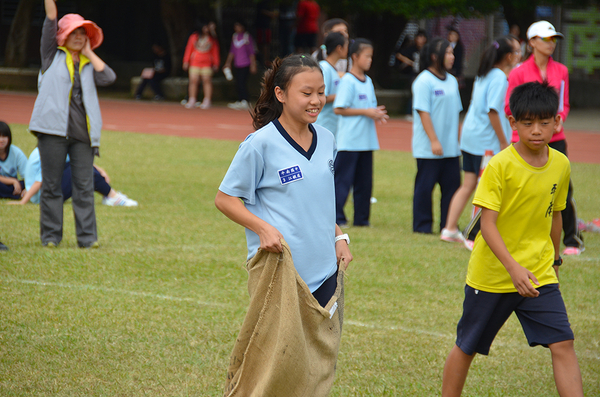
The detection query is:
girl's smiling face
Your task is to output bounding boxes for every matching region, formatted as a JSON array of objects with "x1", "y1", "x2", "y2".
[{"x1": 276, "y1": 68, "x2": 325, "y2": 125}]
